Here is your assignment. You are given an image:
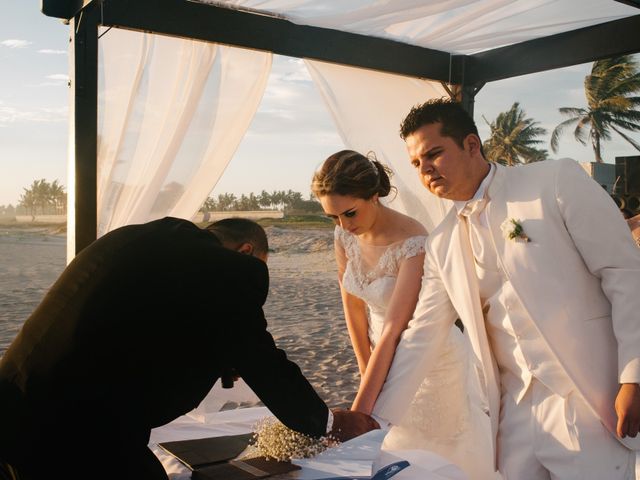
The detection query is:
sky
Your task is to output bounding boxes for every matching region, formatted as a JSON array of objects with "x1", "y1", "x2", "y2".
[{"x1": 1, "y1": 1, "x2": 639, "y2": 207}]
